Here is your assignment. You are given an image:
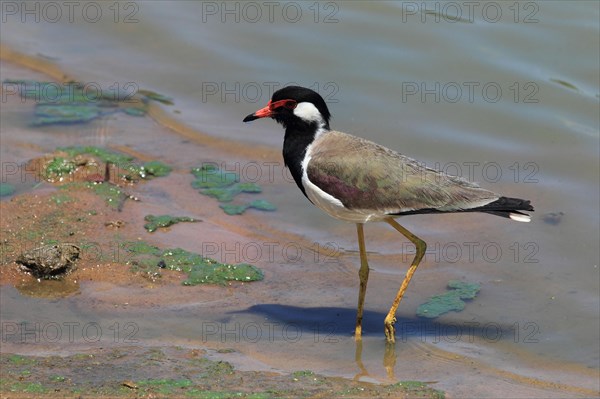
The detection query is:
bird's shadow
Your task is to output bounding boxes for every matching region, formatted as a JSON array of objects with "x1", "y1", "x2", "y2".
[
  {"x1": 237, "y1": 303, "x2": 519, "y2": 342},
  {"x1": 235, "y1": 304, "x2": 525, "y2": 382}
]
